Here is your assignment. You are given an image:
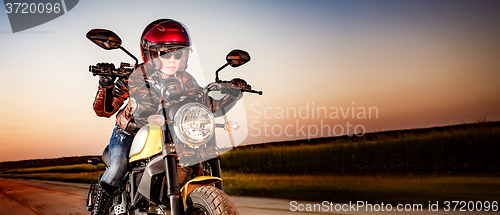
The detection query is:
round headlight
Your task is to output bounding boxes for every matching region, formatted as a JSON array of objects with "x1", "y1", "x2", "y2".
[{"x1": 173, "y1": 103, "x2": 215, "y2": 147}]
